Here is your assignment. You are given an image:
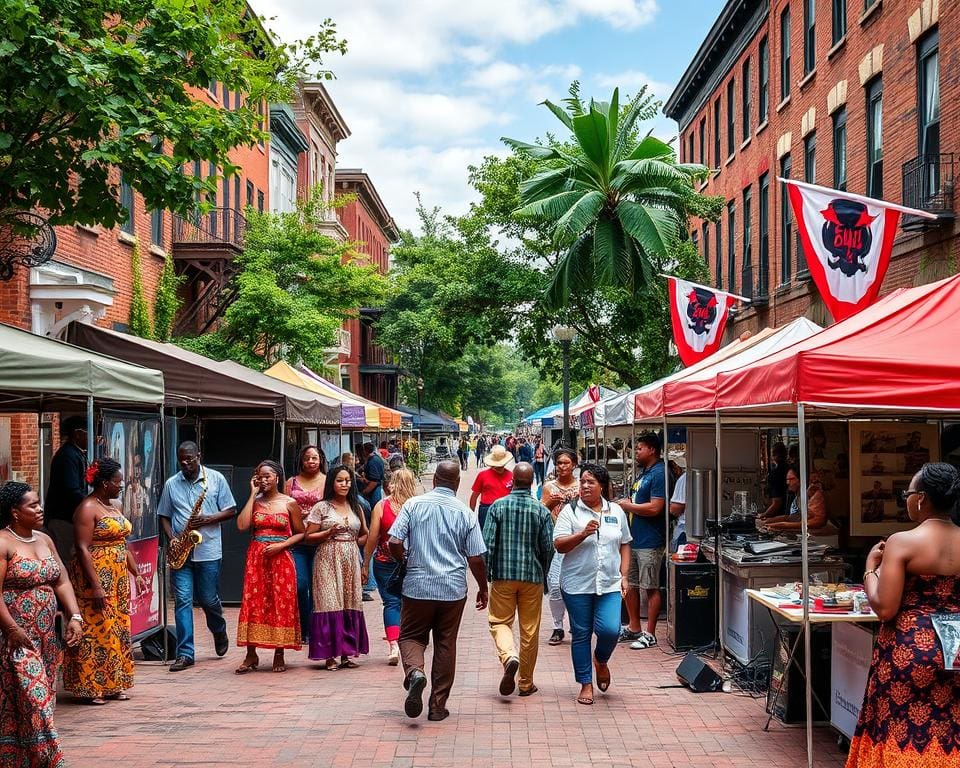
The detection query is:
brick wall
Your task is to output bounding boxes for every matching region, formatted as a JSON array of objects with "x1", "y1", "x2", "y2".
[{"x1": 673, "y1": 0, "x2": 956, "y2": 338}]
